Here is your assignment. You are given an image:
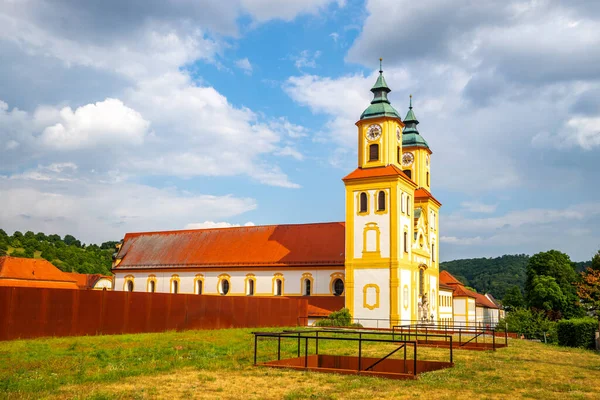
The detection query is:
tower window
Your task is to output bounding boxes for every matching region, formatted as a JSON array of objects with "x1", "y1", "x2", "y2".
[
  {"x1": 397, "y1": 147, "x2": 401, "y2": 164},
  {"x1": 196, "y1": 280, "x2": 203, "y2": 295},
  {"x1": 369, "y1": 144, "x2": 379, "y2": 161},
  {"x1": 149, "y1": 280, "x2": 155, "y2": 293},
  {"x1": 127, "y1": 280, "x2": 134, "y2": 292},
  {"x1": 403, "y1": 169, "x2": 412, "y2": 179},
  {"x1": 403, "y1": 231, "x2": 408, "y2": 253},
  {"x1": 407, "y1": 196, "x2": 411, "y2": 216},
  {"x1": 247, "y1": 279, "x2": 254, "y2": 296},
  {"x1": 432, "y1": 244, "x2": 436, "y2": 262},
  {"x1": 427, "y1": 172, "x2": 430, "y2": 186},
  {"x1": 377, "y1": 191, "x2": 386, "y2": 211},
  {"x1": 172, "y1": 280, "x2": 179, "y2": 294},
  {"x1": 275, "y1": 279, "x2": 283, "y2": 296},
  {"x1": 359, "y1": 192, "x2": 368, "y2": 213}
]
